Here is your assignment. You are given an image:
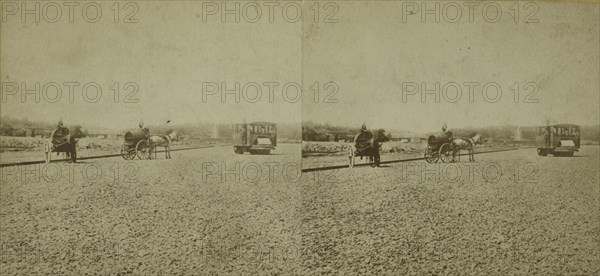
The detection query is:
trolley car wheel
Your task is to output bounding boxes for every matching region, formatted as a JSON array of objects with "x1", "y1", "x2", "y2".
[
  {"x1": 121, "y1": 145, "x2": 136, "y2": 160},
  {"x1": 136, "y1": 140, "x2": 151, "y2": 160},
  {"x1": 249, "y1": 149, "x2": 270, "y2": 155},
  {"x1": 554, "y1": 151, "x2": 573, "y2": 157},
  {"x1": 439, "y1": 143, "x2": 453, "y2": 163},
  {"x1": 537, "y1": 148, "x2": 547, "y2": 156}
]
